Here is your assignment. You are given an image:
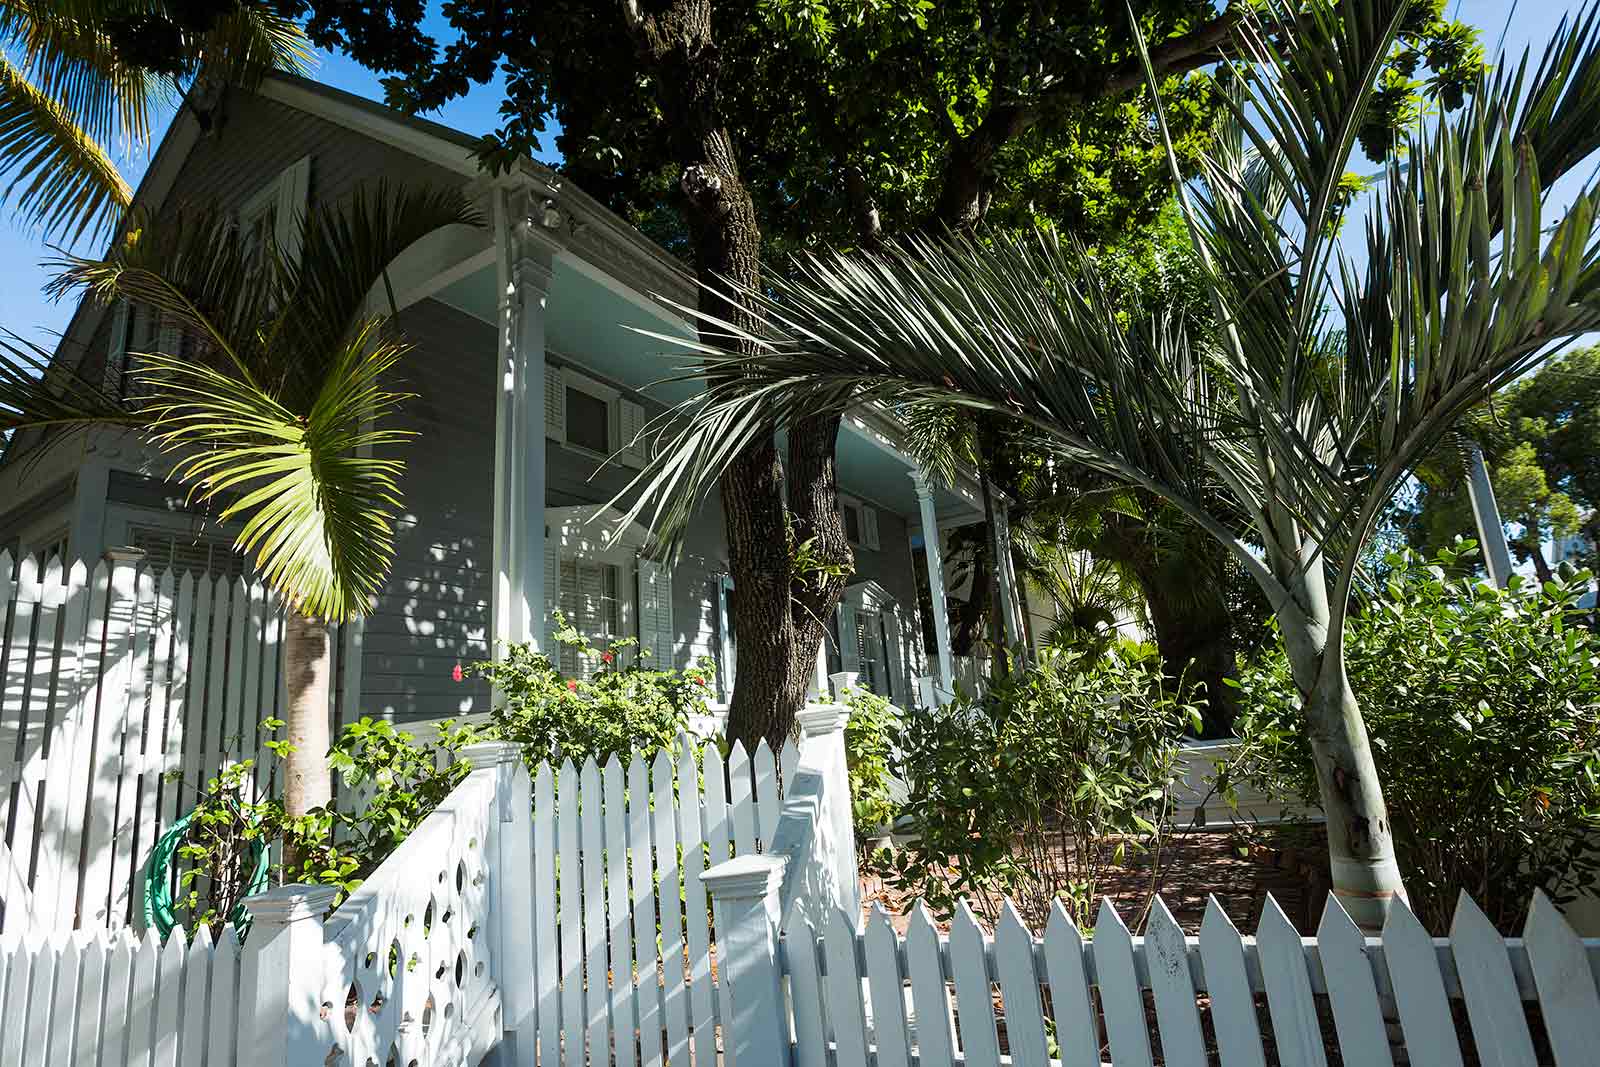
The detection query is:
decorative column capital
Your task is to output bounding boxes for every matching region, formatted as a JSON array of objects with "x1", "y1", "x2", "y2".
[
  {"x1": 461, "y1": 739, "x2": 523, "y2": 768},
  {"x1": 909, "y1": 468, "x2": 934, "y2": 500},
  {"x1": 702, "y1": 854, "x2": 788, "y2": 902},
  {"x1": 242, "y1": 883, "x2": 340, "y2": 929},
  {"x1": 796, "y1": 703, "x2": 850, "y2": 738}
]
